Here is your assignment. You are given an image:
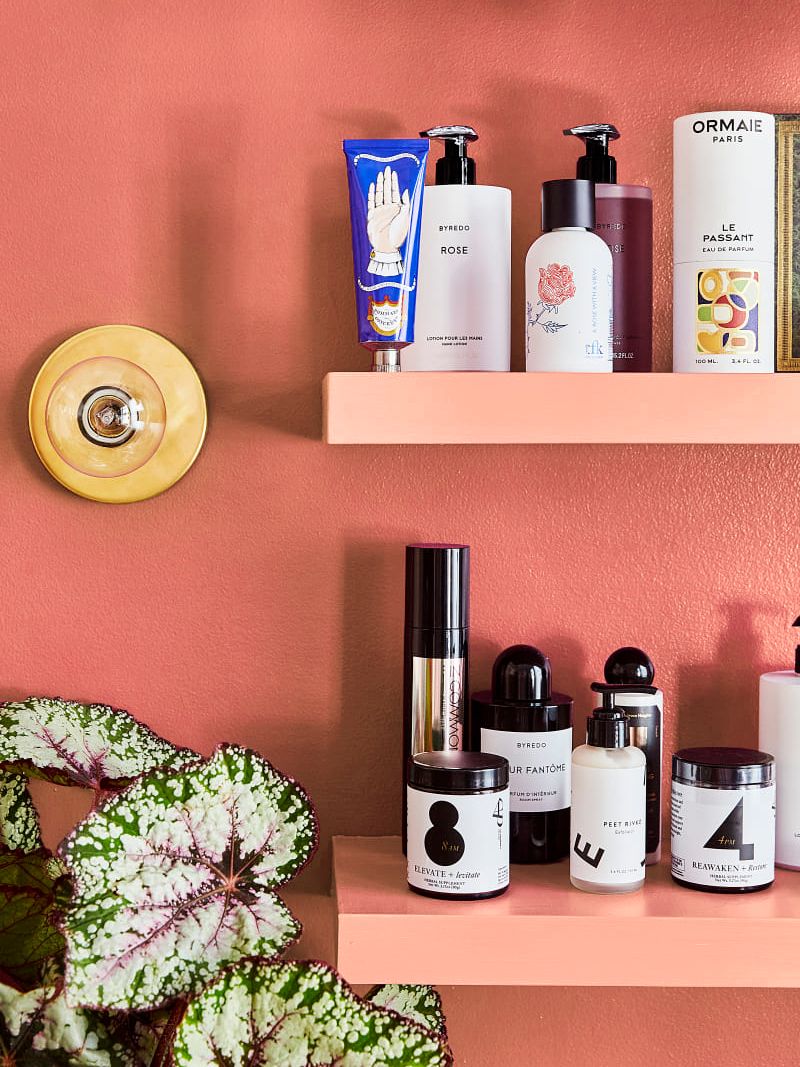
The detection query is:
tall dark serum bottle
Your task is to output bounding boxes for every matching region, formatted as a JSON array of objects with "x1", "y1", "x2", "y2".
[
  {"x1": 402, "y1": 543, "x2": 469, "y2": 850},
  {"x1": 564, "y1": 124, "x2": 653, "y2": 372},
  {"x1": 602, "y1": 647, "x2": 663, "y2": 864},
  {"x1": 472, "y1": 645, "x2": 573, "y2": 863}
]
